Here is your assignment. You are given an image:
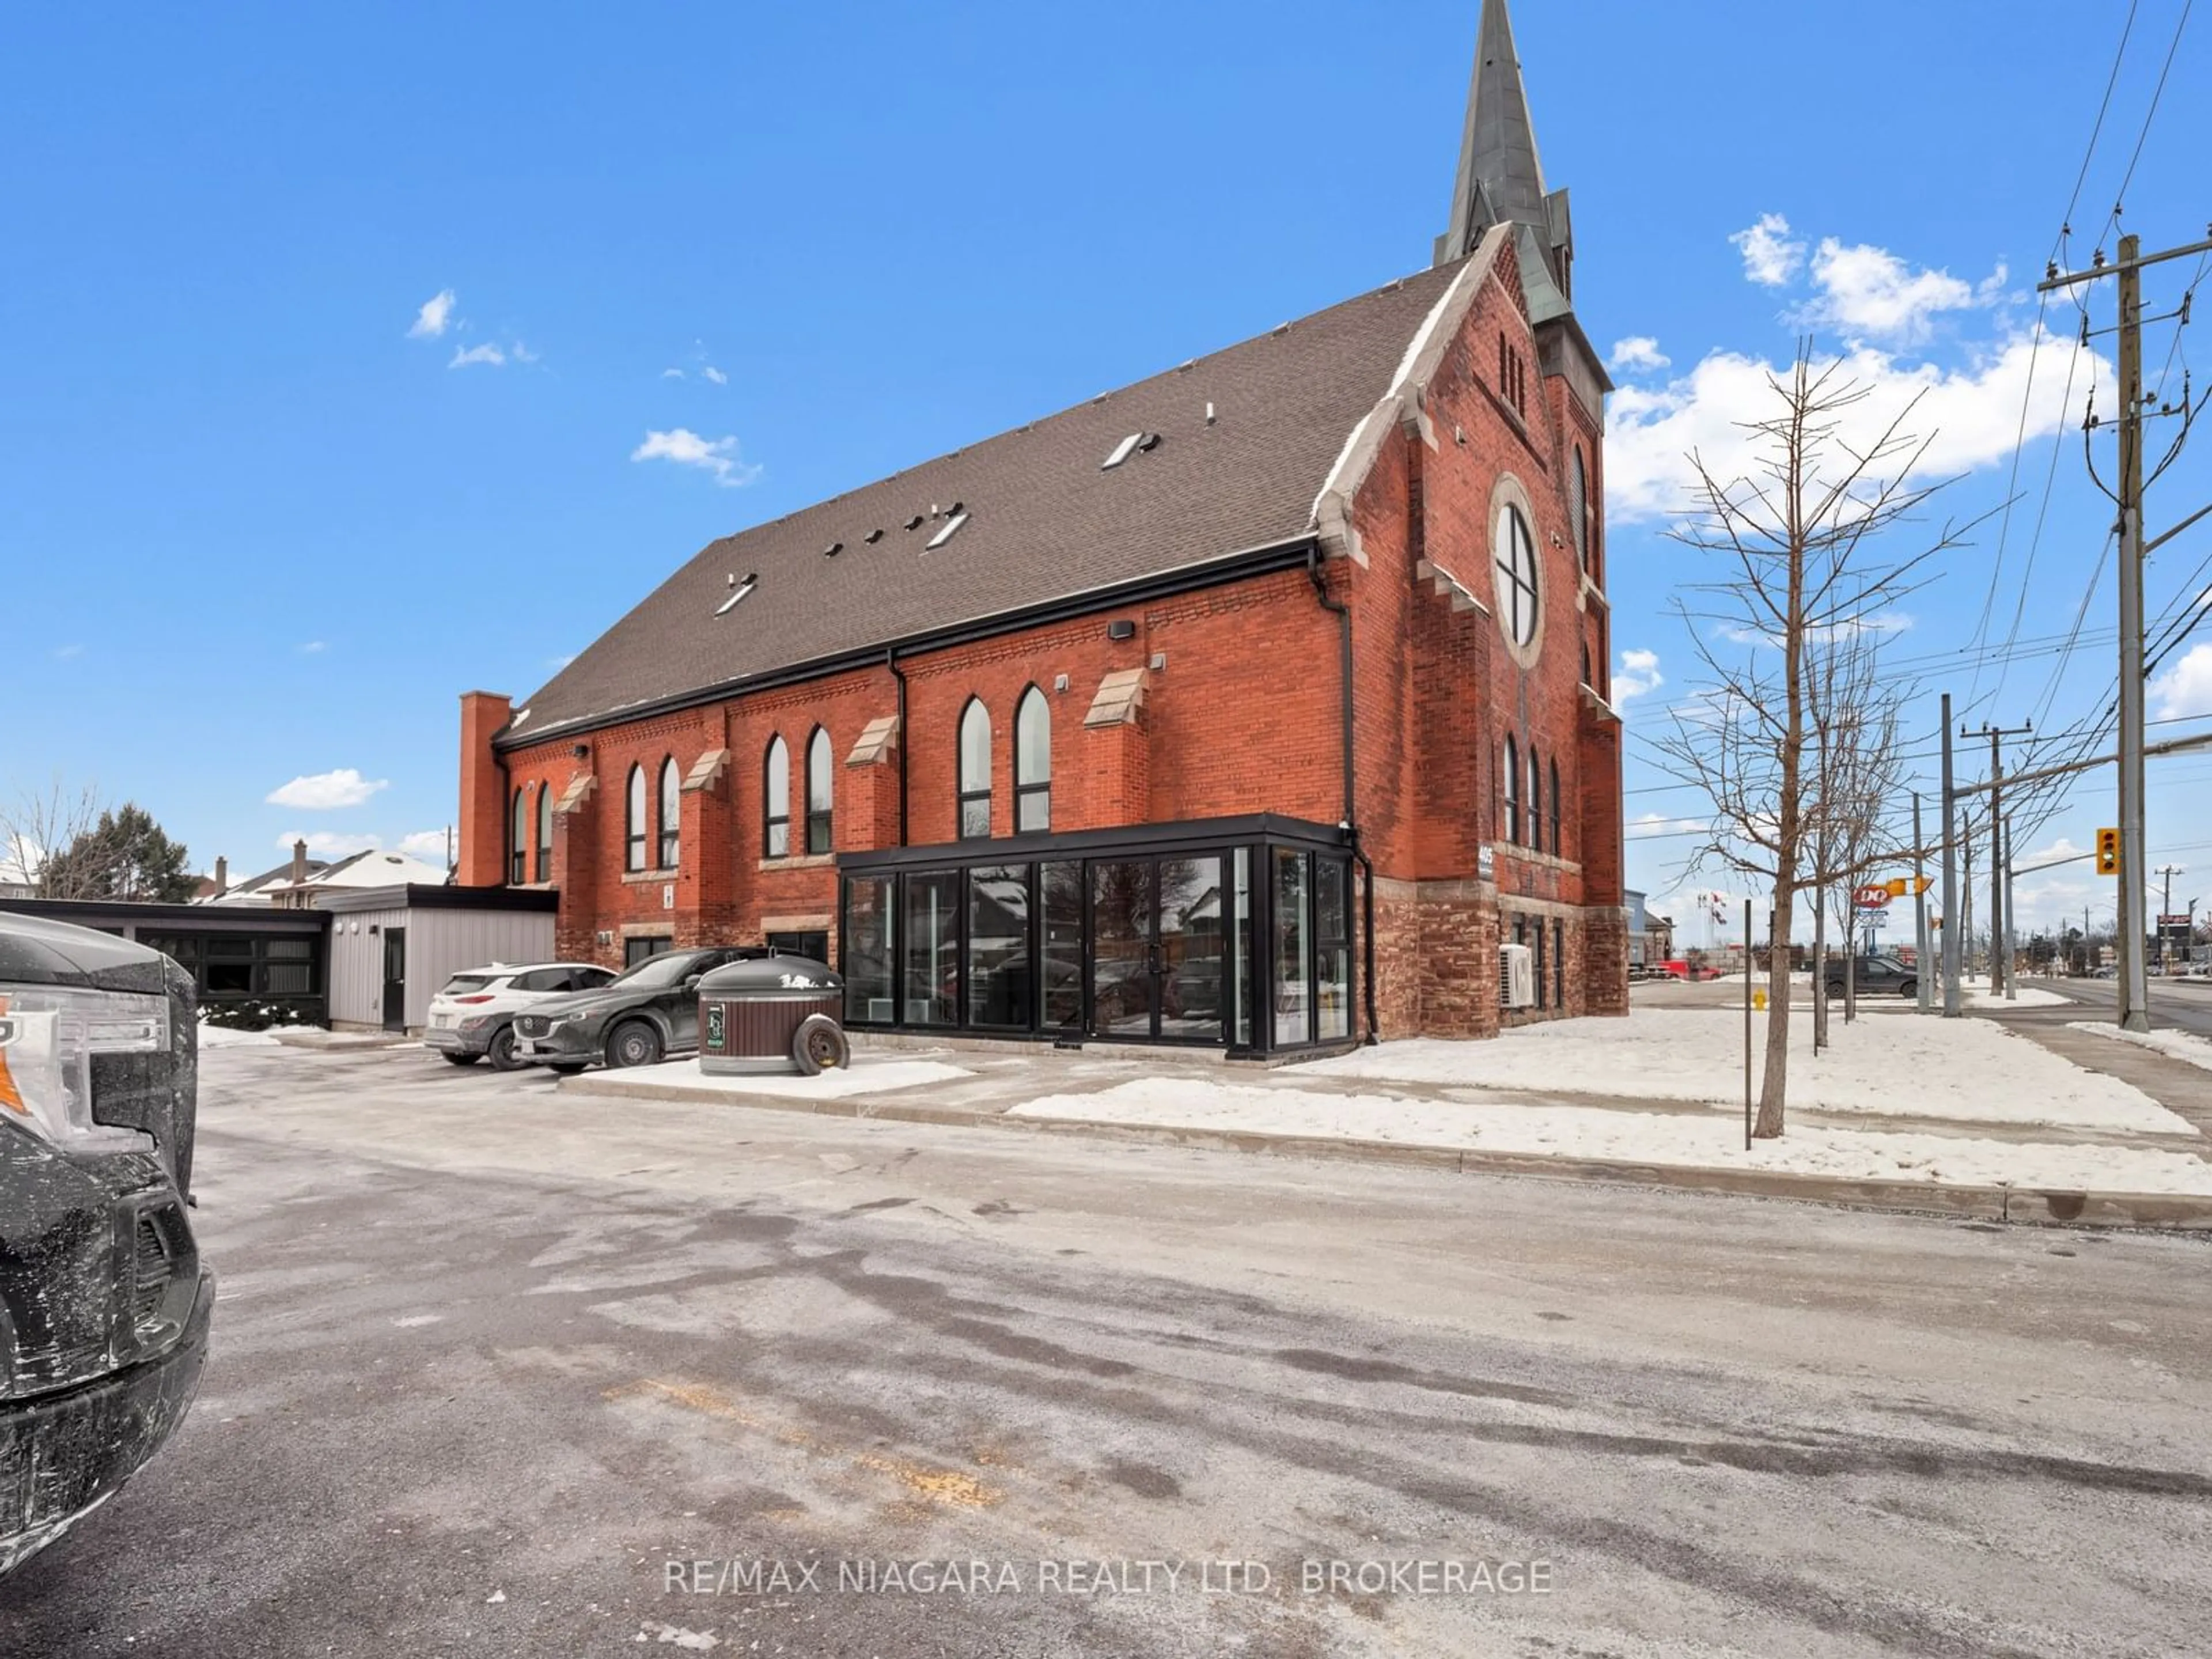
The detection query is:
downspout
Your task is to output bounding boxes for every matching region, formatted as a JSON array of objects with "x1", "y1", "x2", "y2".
[
  {"x1": 1308, "y1": 547, "x2": 1380, "y2": 1044},
  {"x1": 885, "y1": 646, "x2": 908, "y2": 847}
]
